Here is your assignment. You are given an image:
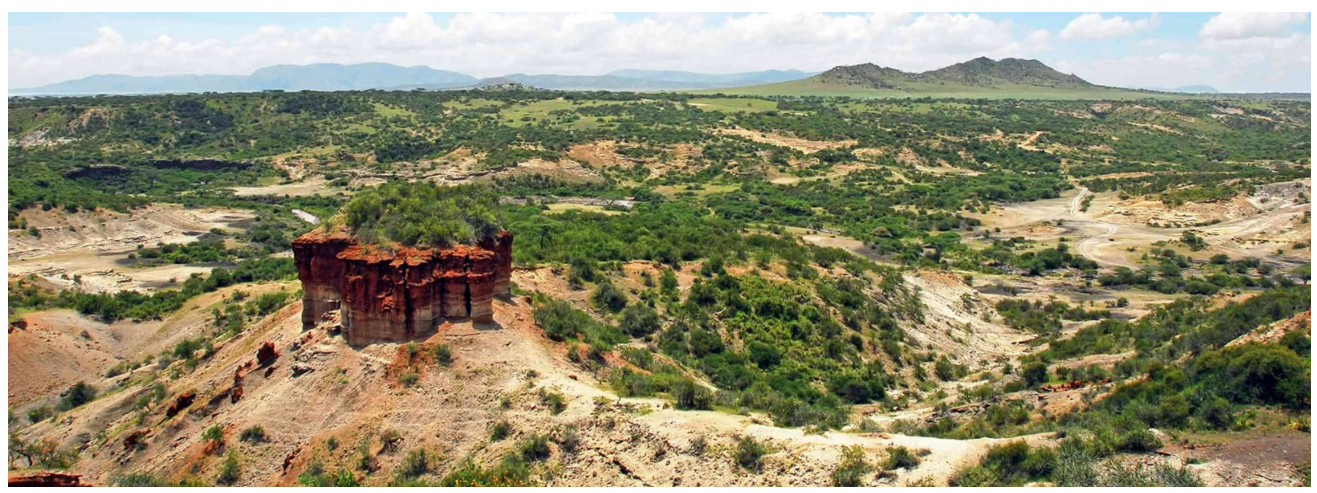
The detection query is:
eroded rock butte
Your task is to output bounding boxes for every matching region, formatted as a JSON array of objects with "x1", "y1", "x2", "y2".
[{"x1": 292, "y1": 230, "x2": 512, "y2": 345}]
